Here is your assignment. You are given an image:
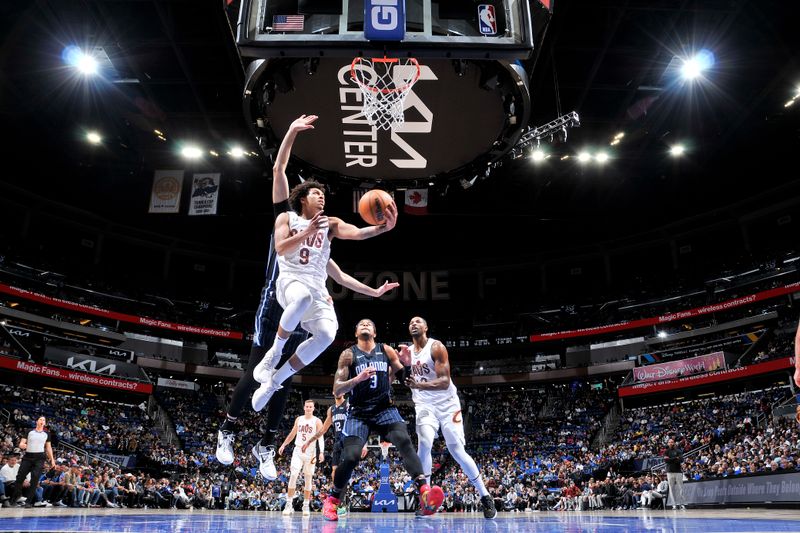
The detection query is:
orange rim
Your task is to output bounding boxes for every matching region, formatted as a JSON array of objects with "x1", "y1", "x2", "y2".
[{"x1": 350, "y1": 57, "x2": 421, "y2": 94}]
